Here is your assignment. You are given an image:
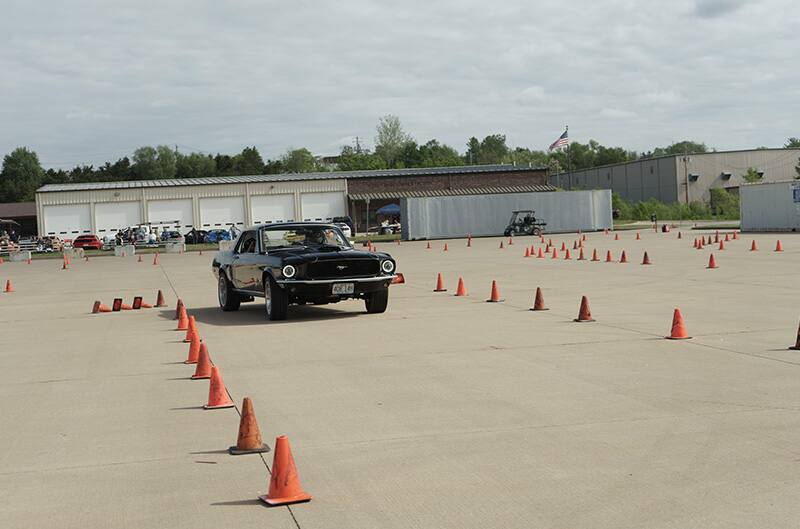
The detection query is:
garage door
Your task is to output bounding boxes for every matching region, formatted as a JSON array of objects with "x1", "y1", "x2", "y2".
[
  {"x1": 43, "y1": 204, "x2": 91, "y2": 237},
  {"x1": 95, "y1": 201, "x2": 141, "y2": 236},
  {"x1": 251, "y1": 194, "x2": 295, "y2": 224},
  {"x1": 300, "y1": 192, "x2": 346, "y2": 222},
  {"x1": 148, "y1": 199, "x2": 193, "y2": 230},
  {"x1": 199, "y1": 197, "x2": 245, "y2": 229}
]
